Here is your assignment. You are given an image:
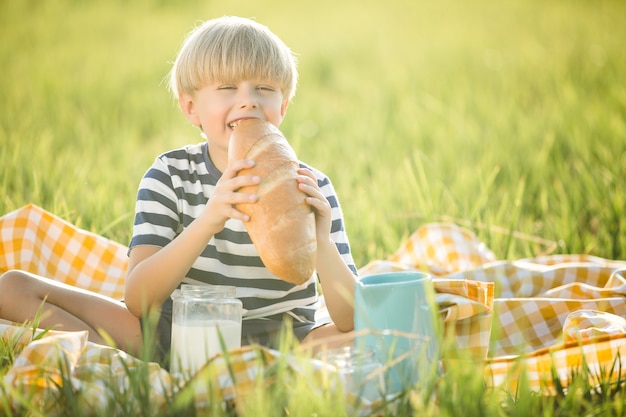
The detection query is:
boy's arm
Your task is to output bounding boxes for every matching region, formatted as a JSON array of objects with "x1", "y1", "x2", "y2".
[
  {"x1": 315, "y1": 238, "x2": 356, "y2": 332},
  {"x1": 297, "y1": 168, "x2": 356, "y2": 332},
  {"x1": 124, "y1": 214, "x2": 223, "y2": 317},
  {"x1": 124, "y1": 159, "x2": 260, "y2": 318}
]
